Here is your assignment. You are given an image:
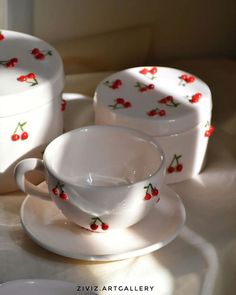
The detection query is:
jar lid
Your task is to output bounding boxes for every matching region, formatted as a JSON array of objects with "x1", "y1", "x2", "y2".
[
  {"x1": 0, "y1": 30, "x2": 64, "y2": 117},
  {"x1": 94, "y1": 66, "x2": 212, "y2": 136}
]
